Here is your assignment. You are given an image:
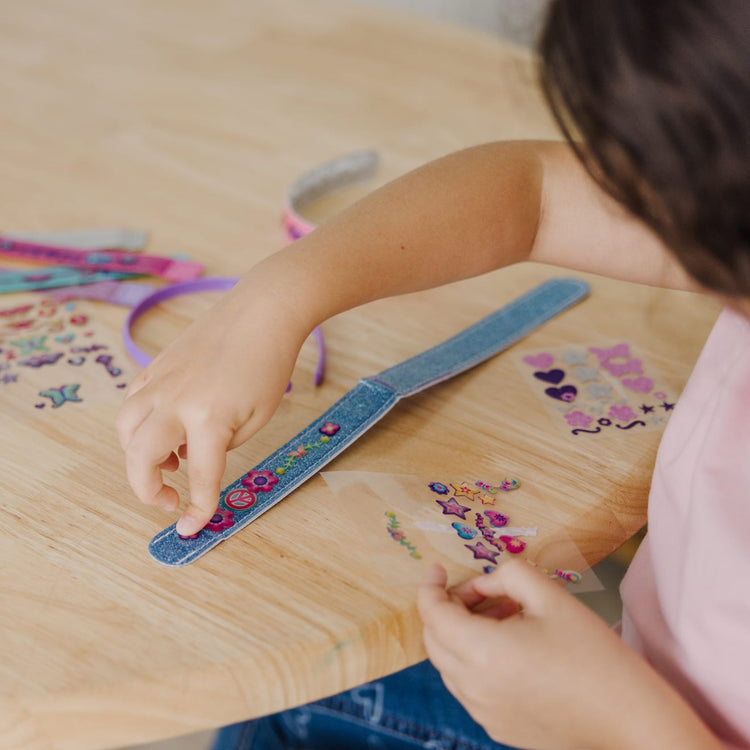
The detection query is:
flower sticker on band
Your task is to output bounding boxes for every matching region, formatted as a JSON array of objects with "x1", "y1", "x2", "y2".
[
  {"x1": 205, "y1": 509, "x2": 234, "y2": 532},
  {"x1": 242, "y1": 469, "x2": 279, "y2": 492},
  {"x1": 319, "y1": 422, "x2": 340, "y2": 436}
]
